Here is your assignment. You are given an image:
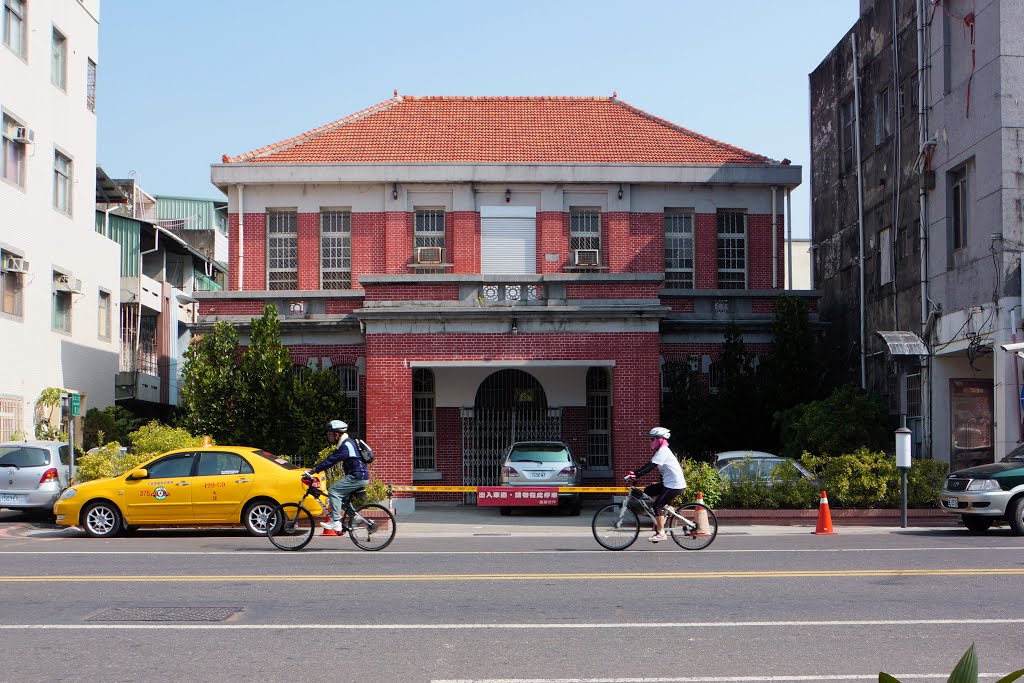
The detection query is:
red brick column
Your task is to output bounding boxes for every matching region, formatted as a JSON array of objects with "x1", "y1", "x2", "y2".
[
  {"x1": 364, "y1": 346, "x2": 413, "y2": 486},
  {"x1": 449, "y1": 211, "x2": 480, "y2": 274},
  {"x1": 240, "y1": 212, "x2": 266, "y2": 291},
  {"x1": 695, "y1": 212, "x2": 717, "y2": 288},
  {"x1": 385, "y1": 212, "x2": 412, "y2": 273},
  {"x1": 297, "y1": 212, "x2": 319, "y2": 290},
  {"x1": 352, "y1": 212, "x2": 385, "y2": 290},
  {"x1": 611, "y1": 336, "x2": 662, "y2": 477},
  {"x1": 537, "y1": 211, "x2": 568, "y2": 273}
]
